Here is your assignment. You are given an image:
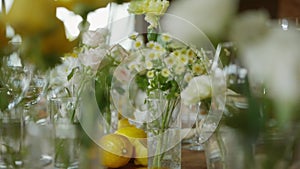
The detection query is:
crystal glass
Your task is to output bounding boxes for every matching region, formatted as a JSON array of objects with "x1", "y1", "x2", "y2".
[
  {"x1": 23, "y1": 115, "x2": 53, "y2": 168},
  {"x1": 0, "y1": 43, "x2": 33, "y2": 168},
  {"x1": 203, "y1": 42, "x2": 254, "y2": 169},
  {"x1": 0, "y1": 104, "x2": 24, "y2": 168},
  {"x1": 22, "y1": 81, "x2": 53, "y2": 168},
  {"x1": 49, "y1": 97, "x2": 82, "y2": 169},
  {"x1": 146, "y1": 90, "x2": 181, "y2": 169},
  {"x1": 0, "y1": 44, "x2": 33, "y2": 112},
  {"x1": 277, "y1": 17, "x2": 300, "y2": 31}
]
